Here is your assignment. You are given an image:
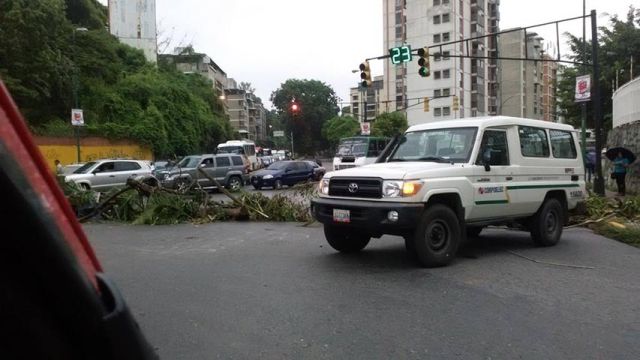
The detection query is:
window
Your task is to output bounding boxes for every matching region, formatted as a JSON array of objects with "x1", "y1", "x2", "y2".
[
  {"x1": 433, "y1": 34, "x2": 441, "y2": 43},
  {"x1": 549, "y1": 130, "x2": 577, "y2": 158},
  {"x1": 443, "y1": 69, "x2": 450, "y2": 78},
  {"x1": 200, "y1": 158, "x2": 214, "y2": 168},
  {"x1": 477, "y1": 130, "x2": 510, "y2": 166},
  {"x1": 519, "y1": 126, "x2": 550, "y2": 157},
  {"x1": 443, "y1": 51, "x2": 450, "y2": 60},
  {"x1": 115, "y1": 161, "x2": 142, "y2": 171},
  {"x1": 443, "y1": 107, "x2": 451, "y2": 116},
  {"x1": 443, "y1": 0, "x2": 450, "y2": 4},
  {"x1": 95, "y1": 162, "x2": 115, "y2": 173},
  {"x1": 434, "y1": 71, "x2": 441, "y2": 79},
  {"x1": 433, "y1": 0, "x2": 441, "y2": 5},
  {"x1": 434, "y1": 89, "x2": 442, "y2": 97},
  {"x1": 434, "y1": 108, "x2": 442, "y2": 116},
  {"x1": 215, "y1": 156, "x2": 231, "y2": 167},
  {"x1": 443, "y1": 88, "x2": 450, "y2": 96},
  {"x1": 231, "y1": 156, "x2": 244, "y2": 166},
  {"x1": 433, "y1": 15, "x2": 441, "y2": 24},
  {"x1": 442, "y1": 32, "x2": 450, "y2": 42},
  {"x1": 389, "y1": 127, "x2": 478, "y2": 163},
  {"x1": 434, "y1": 53, "x2": 441, "y2": 61},
  {"x1": 442, "y1": 13, "x2": 450, "y2": 22}
]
